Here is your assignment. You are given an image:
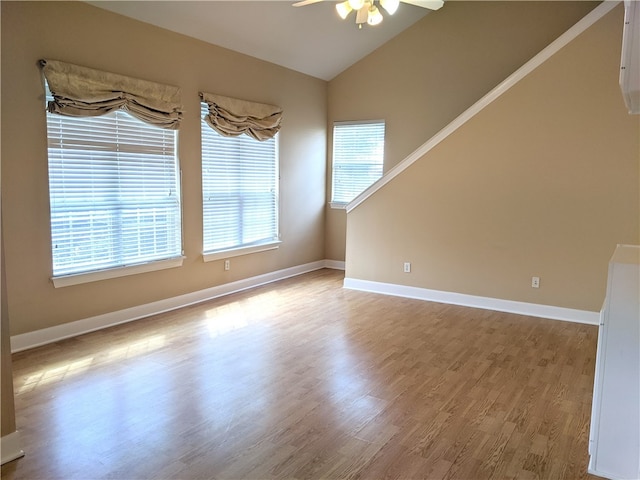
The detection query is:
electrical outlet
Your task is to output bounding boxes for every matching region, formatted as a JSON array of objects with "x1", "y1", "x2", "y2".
[
  {"x1": 404, "y1": 262, "x2": 411, "y2": 273},
  {"x1": 531, "y1": 276, "x2": 540, "y2": 288},
  {"x1": 224, "y1": 259, "x2": 230, "y2": 271}
]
